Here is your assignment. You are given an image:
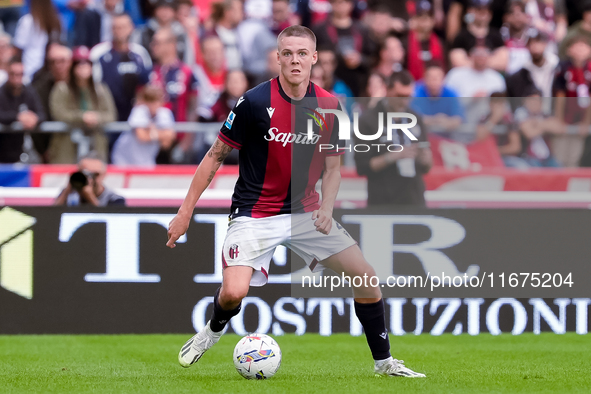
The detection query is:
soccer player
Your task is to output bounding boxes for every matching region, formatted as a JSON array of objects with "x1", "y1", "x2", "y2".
[{"x1": 166, "y1": 25, "x2": 426, "y2": 378}]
